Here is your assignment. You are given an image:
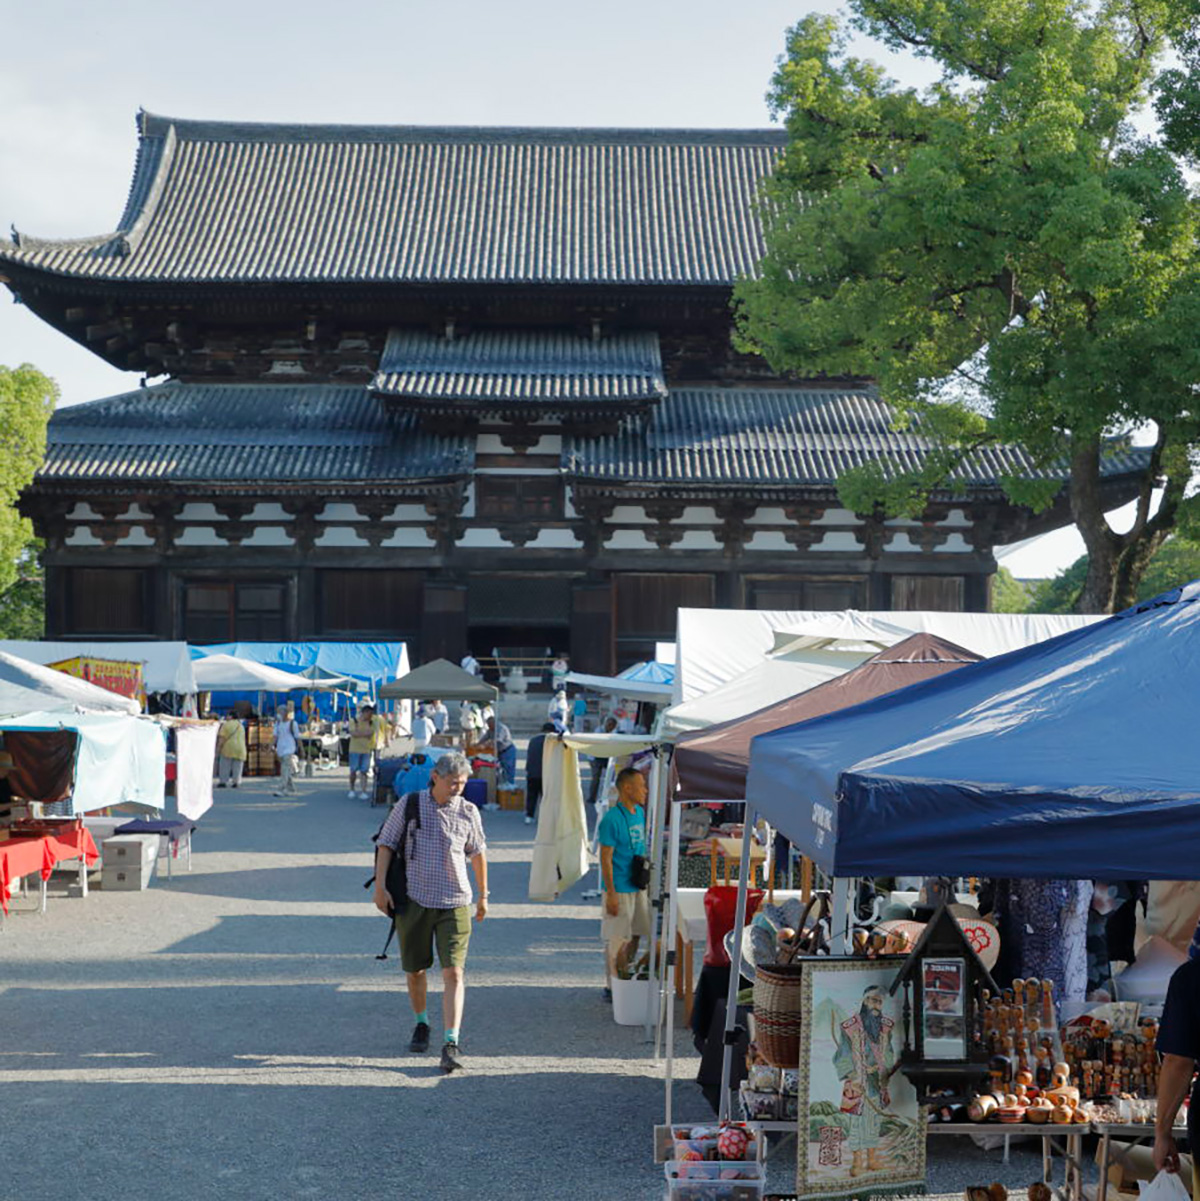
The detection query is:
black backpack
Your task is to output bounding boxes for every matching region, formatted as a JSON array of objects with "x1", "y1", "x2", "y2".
[{"x1": 365, "y1": 792, "x2": 421, "y2": 959}]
